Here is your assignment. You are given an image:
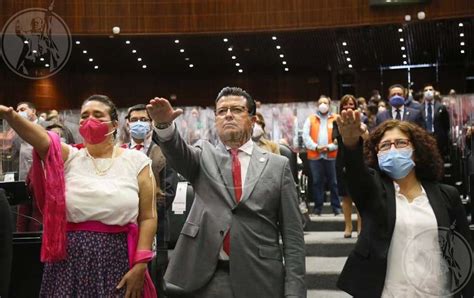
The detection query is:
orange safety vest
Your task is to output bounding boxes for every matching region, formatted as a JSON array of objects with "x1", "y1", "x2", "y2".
[{"x1": 307, "y1": 114, "x2": 338, "y2": 160}]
